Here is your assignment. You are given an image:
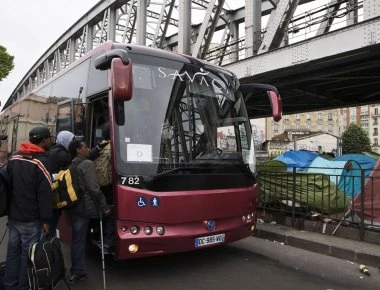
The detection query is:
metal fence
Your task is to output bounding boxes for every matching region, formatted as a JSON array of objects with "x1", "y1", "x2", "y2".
[{"x1": 257, "y1": 163, "x2": 380, "y2": 239}]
